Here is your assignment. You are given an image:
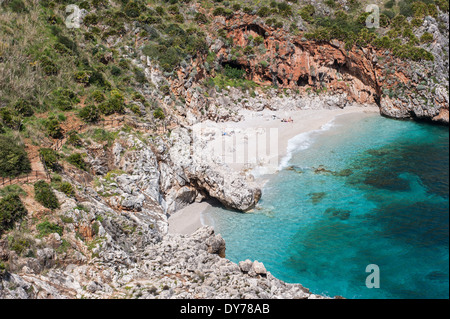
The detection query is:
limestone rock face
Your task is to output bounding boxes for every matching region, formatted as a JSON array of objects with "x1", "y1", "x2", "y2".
[
  {"x1": 88, "y1": 130, "x2": 261, "y2": 216},
  {"x1": 164, "y1": 13, "x2": 447, "y2": 125},
  {"x1": 209, "y1": 14, "x2": 448, "y2": 124},
  {"x1": 158, "y1": 127, "x2": 261, "y2": 213}
]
